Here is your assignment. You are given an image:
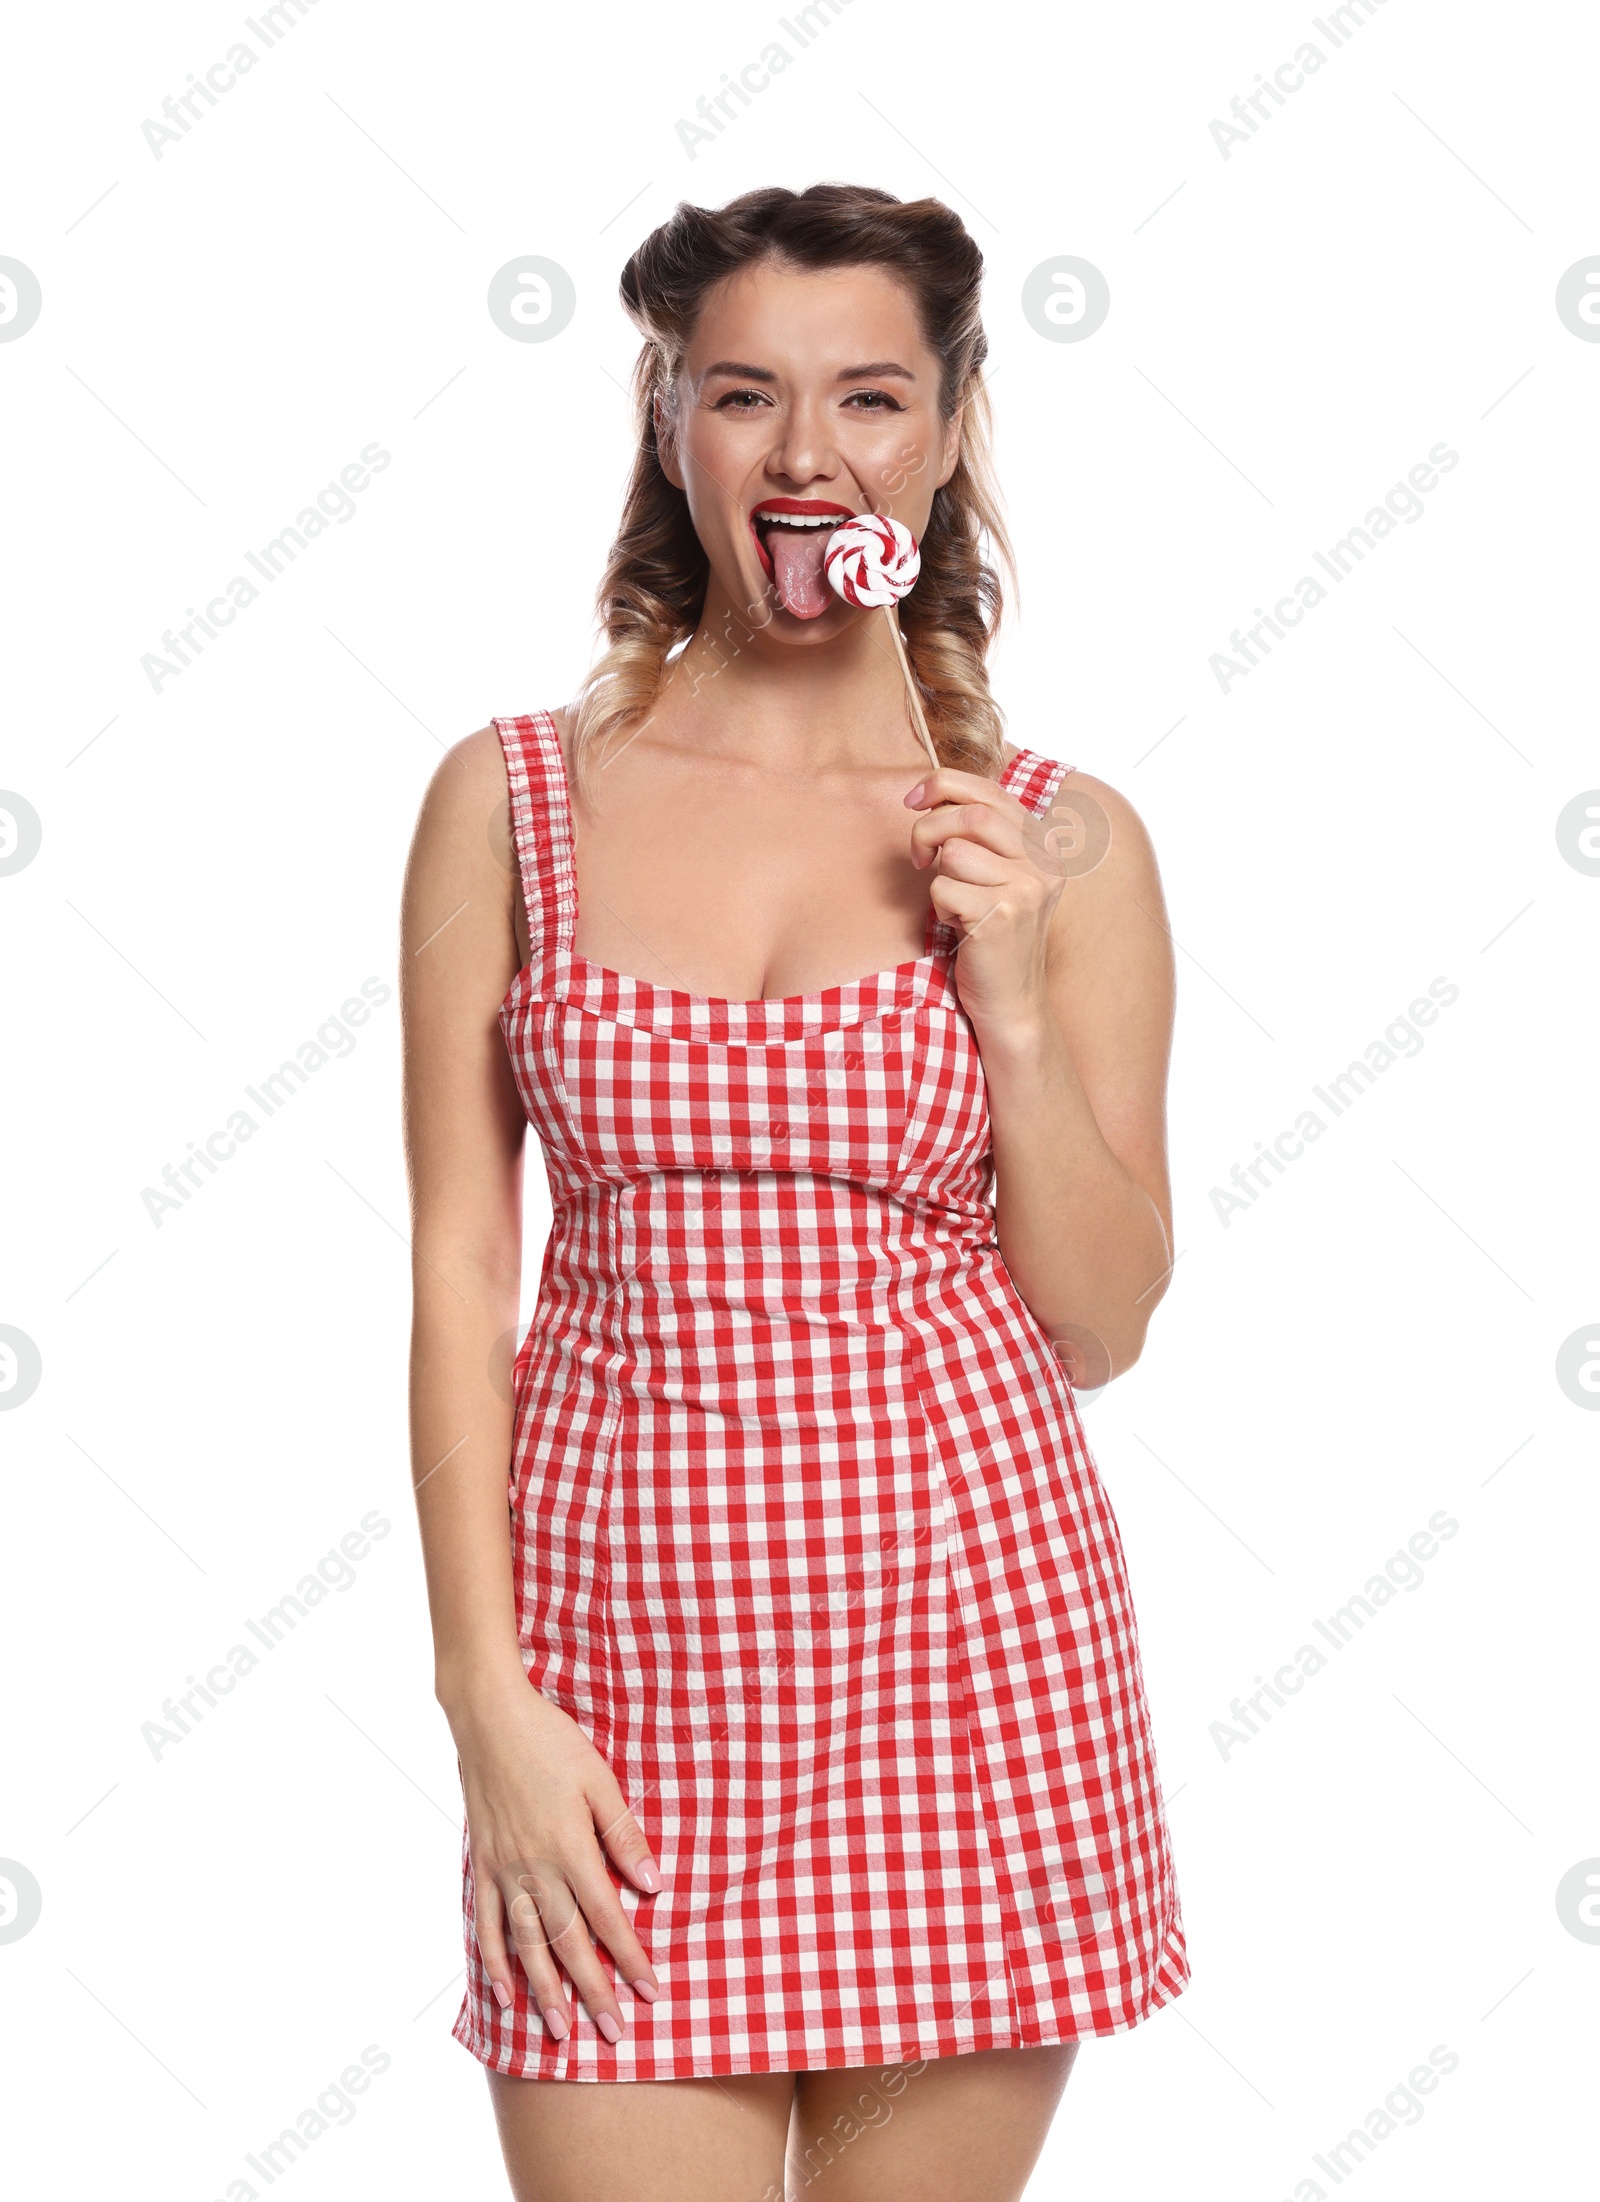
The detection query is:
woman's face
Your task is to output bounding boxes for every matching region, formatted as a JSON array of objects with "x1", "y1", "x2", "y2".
[{"x1": 655, "y1": 258, "x2": 962, "y2": 640}]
